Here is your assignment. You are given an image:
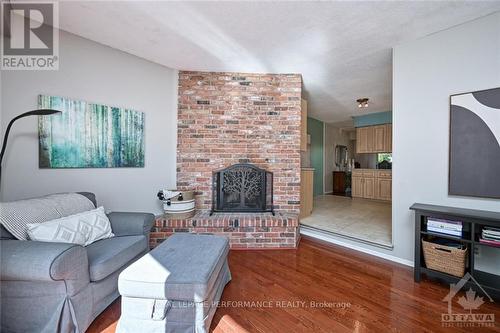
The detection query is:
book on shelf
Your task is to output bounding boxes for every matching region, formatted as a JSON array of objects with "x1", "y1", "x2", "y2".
[
  {"x1": 481, "y1": 227, "x2": 500, "y2": 242},
  {"x1": 427, "y1": 218, "x2": 462, "y2": 237},
  {"x1": 483, "y1": 226, "x2": 500, "y2": 231},
  {"x1": 479, "y1": 238, "x2": 500, "y2": 248},
  {"x1": 427, "y1": 226, "x2": 462, "y2": 237},
  {"x1": 482, "y1": 233, "x2": 500, "y2": 241},
  {"x1": 427, "y1": 218, "x2": 462, "y2": 232},
  {"x1": 482, "y1": 229, "x2": 500, "y2": 237}
]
